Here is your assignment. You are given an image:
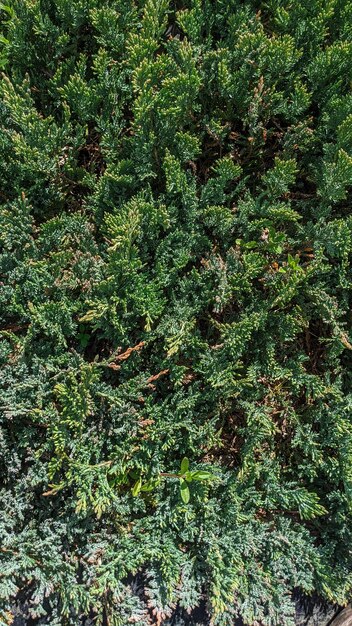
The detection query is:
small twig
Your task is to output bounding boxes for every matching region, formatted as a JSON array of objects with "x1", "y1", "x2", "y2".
[
  {"x1": 107, "y1": 341, "x2": 145, "y2": 369},
  {"x1": 159, "y1": 472, "x2": 180, "y2": 478},
  {"x1": 146, "y1": 369, "x2": 169, "y2": 383}
]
